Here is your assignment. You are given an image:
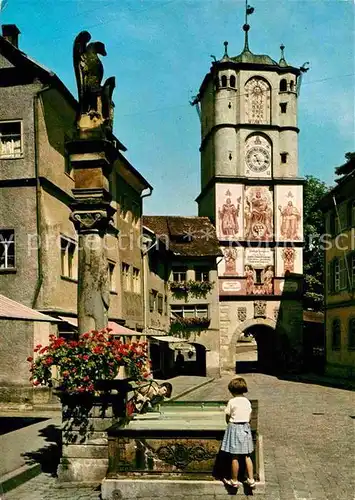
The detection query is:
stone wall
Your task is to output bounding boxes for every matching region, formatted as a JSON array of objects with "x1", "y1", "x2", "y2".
[{"x1": 0, "y1": 318, "x2": 57, "y2": 403}]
